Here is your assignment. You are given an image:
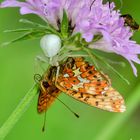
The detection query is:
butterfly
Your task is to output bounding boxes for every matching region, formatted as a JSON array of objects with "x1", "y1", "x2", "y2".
[{"x1": 37, "y1": 57, "x2": 126, "y2": 114}]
